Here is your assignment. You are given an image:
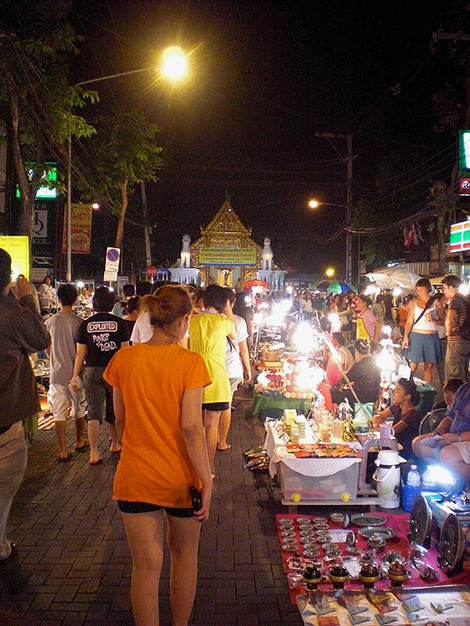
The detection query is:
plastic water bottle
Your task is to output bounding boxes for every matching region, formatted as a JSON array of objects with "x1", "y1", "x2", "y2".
[
  {"x1": 291, "y1": 425, "x2": 300, "y2": 445},
  {"x1": 407, "y1": 465, "x2": 421, "y2": 487}
]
